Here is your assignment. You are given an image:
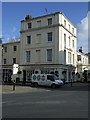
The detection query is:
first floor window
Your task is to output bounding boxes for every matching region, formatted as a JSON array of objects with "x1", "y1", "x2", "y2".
[
  {"x1": 68, "y1": 52, "x2": 71, "y2": 64},
  {"x1": 4, "y1": 59, "x2": 6, "y2": 64},
  {"x1": 13, "y1": 58, "x2": 16, "y2": 64},
  {"x1": 47, "y1": 49, "x2": 52, "y2": 62},
  {"x1": 26, "y1": 51, "x2": 30, "y2": 62}
]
